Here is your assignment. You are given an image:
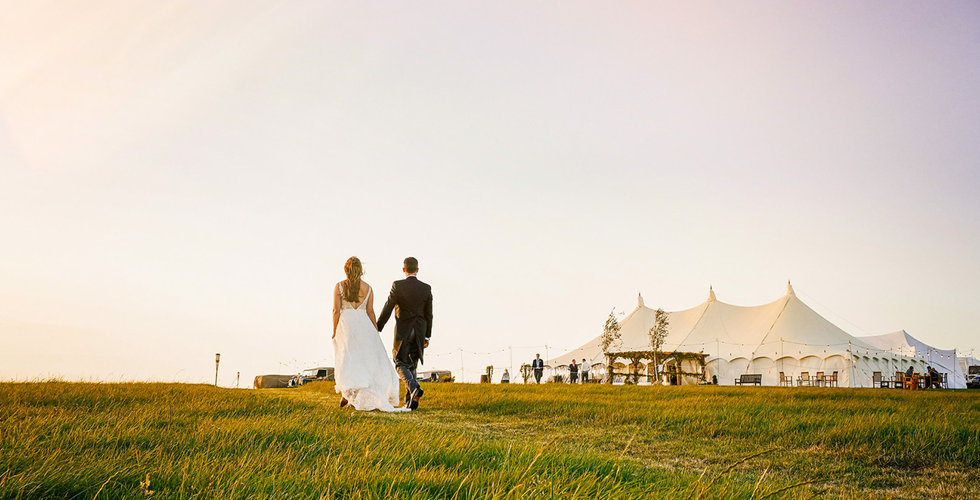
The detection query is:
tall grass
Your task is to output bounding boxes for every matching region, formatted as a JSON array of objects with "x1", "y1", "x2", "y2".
[{"x1": 0, "y1": 382, "x2": 976, "y2": 498}]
